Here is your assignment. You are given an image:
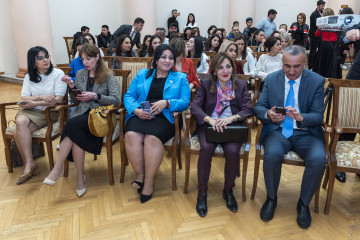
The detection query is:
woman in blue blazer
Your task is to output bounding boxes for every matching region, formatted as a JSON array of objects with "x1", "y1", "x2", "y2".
[{"x1": 123, "y1": 44, "x2": 190, "y2": 203}]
